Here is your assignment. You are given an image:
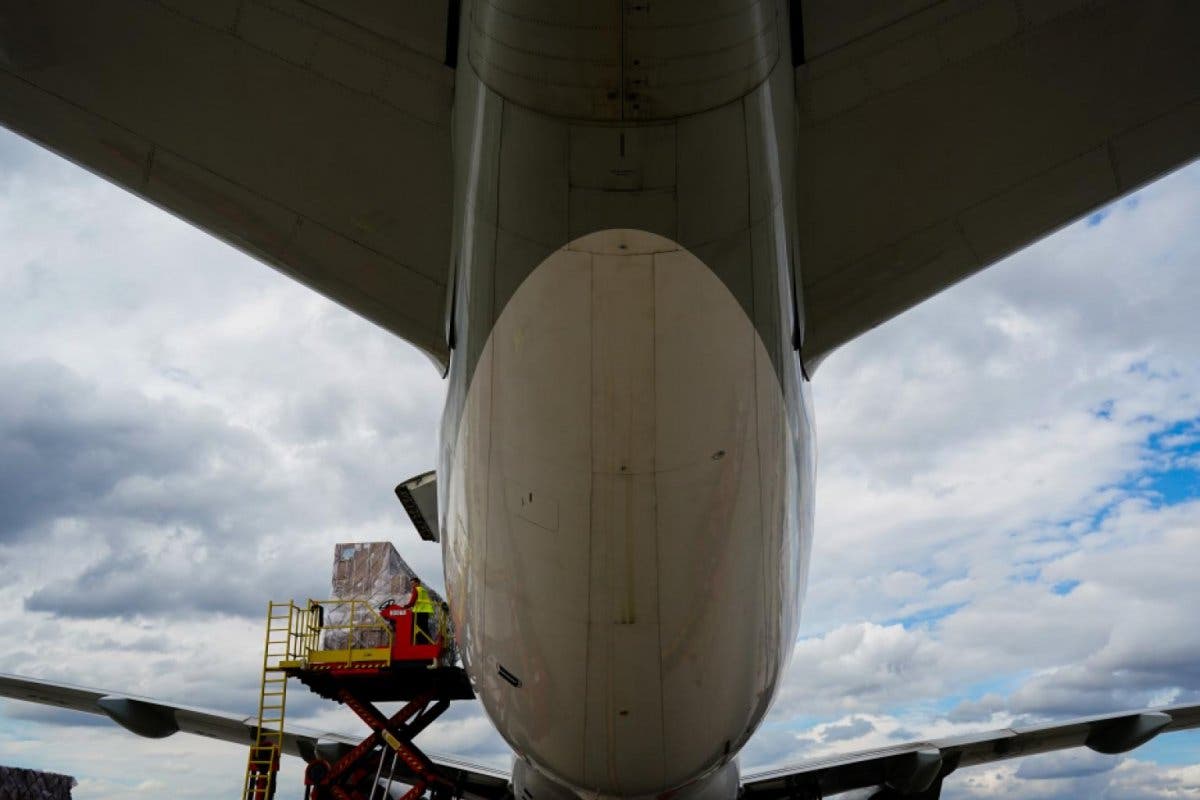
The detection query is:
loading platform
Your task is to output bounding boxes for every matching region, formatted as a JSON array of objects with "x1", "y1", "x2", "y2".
[{"x1": 242, "y1": 598, "x2": 474, "y2": 800}]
